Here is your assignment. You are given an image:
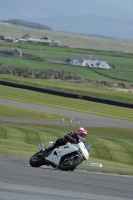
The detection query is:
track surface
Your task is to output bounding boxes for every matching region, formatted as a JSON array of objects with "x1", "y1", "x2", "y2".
[
  {"x1": 0, "y1": 98, "x2": 133, "y2": 128},
  {"x1": 0, "y1": 154, "x2": 133, "y2": 200}
]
